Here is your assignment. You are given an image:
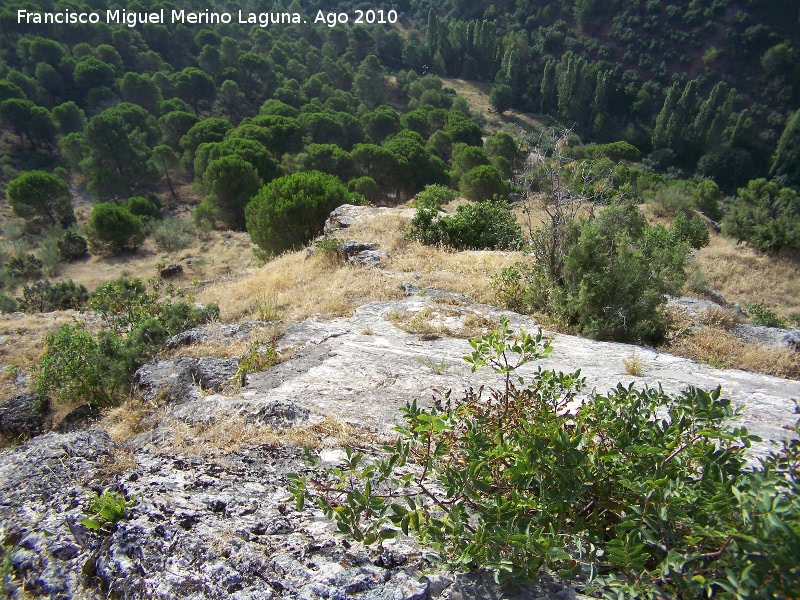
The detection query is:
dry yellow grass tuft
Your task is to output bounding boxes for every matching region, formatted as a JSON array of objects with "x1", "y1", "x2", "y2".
[
  {"x1": 623, "y1": 351, "x2": 646, "y2": 376},
  {"x1": 694, "y1": 234, "x2": 800, "y2": 317},
  {"x1": 664, "y1": 308, "x2": 800, "y2": 379},
  {"x1": 198, "y1": 213, "x2": 523, "y2": 322},
  {"x1": 151, "y1": 414, "x2": 361, "y2": 456}
]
